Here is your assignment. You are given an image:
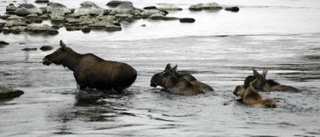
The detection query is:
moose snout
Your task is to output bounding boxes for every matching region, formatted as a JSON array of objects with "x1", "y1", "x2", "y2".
[
  {"x1": 150, "y1": 82, "x2": 157, "y2": 87},
  {"x1": 42, "y1": 58, "x2": 51, "y2": 65}
]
